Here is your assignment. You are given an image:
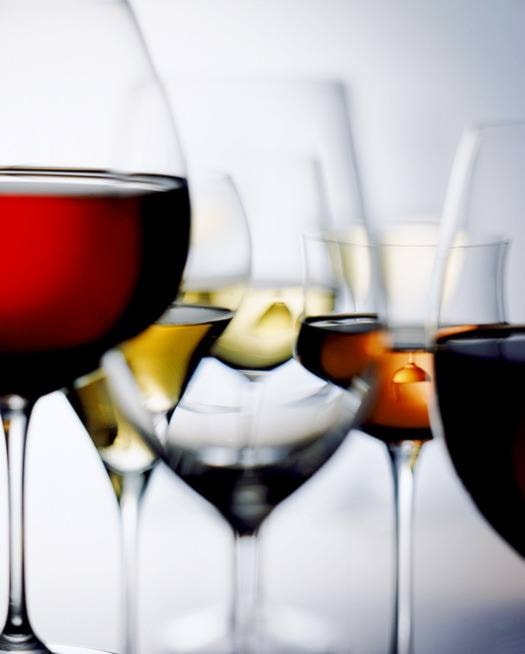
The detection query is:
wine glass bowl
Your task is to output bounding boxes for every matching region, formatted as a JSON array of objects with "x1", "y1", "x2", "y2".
[
  {"x1": 432, "y1": 121, "x2": 525, "y2": 560},
  {"x1": 154, "y1": 369, "x2": 362, "y2": 654}
]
